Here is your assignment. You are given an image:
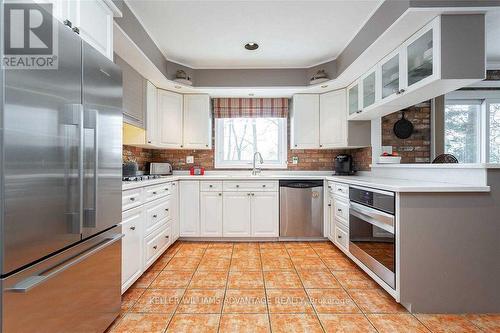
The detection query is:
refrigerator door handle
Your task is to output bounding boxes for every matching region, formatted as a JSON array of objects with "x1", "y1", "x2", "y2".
[
  {"x1": 5, "y1": 233, "x2": 124, "y2": 293},
  {"x1": 83, "y1": 108, "x2": 98, "y2": 228},
  {"x1": 62, "y1": 104, "x2": 84, "y2": 234}
]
